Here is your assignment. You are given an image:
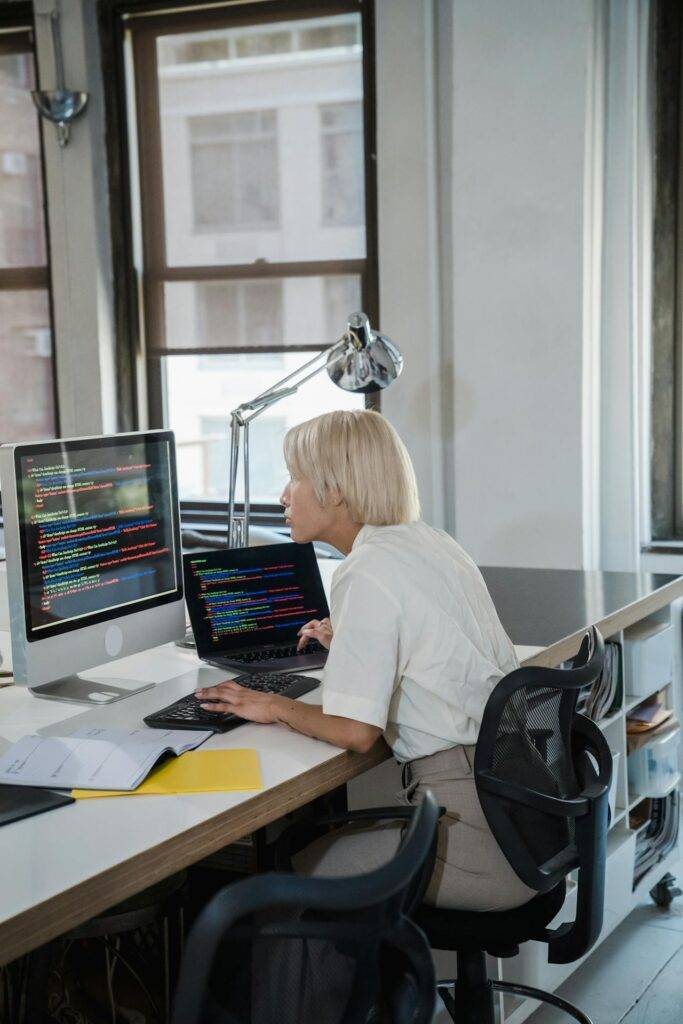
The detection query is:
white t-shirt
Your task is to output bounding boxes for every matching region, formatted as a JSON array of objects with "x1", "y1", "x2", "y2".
[{"x1": 321, "y1": 521, "x2": 519, "y2": 762}]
